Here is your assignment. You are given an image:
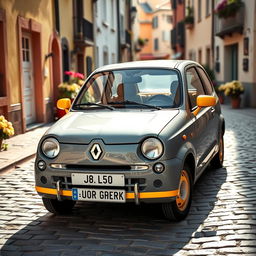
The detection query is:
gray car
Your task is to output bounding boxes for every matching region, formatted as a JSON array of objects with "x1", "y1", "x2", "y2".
[{"x1": 35, "y1": 60, "x2": 224, "y2": 221}]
